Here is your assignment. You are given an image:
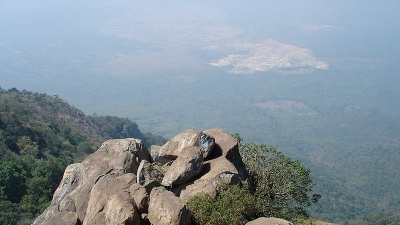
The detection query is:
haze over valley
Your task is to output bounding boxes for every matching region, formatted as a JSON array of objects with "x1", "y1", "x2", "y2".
[{"x1": 1, "y1": 0, "x2": 400, "y2": 222}]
